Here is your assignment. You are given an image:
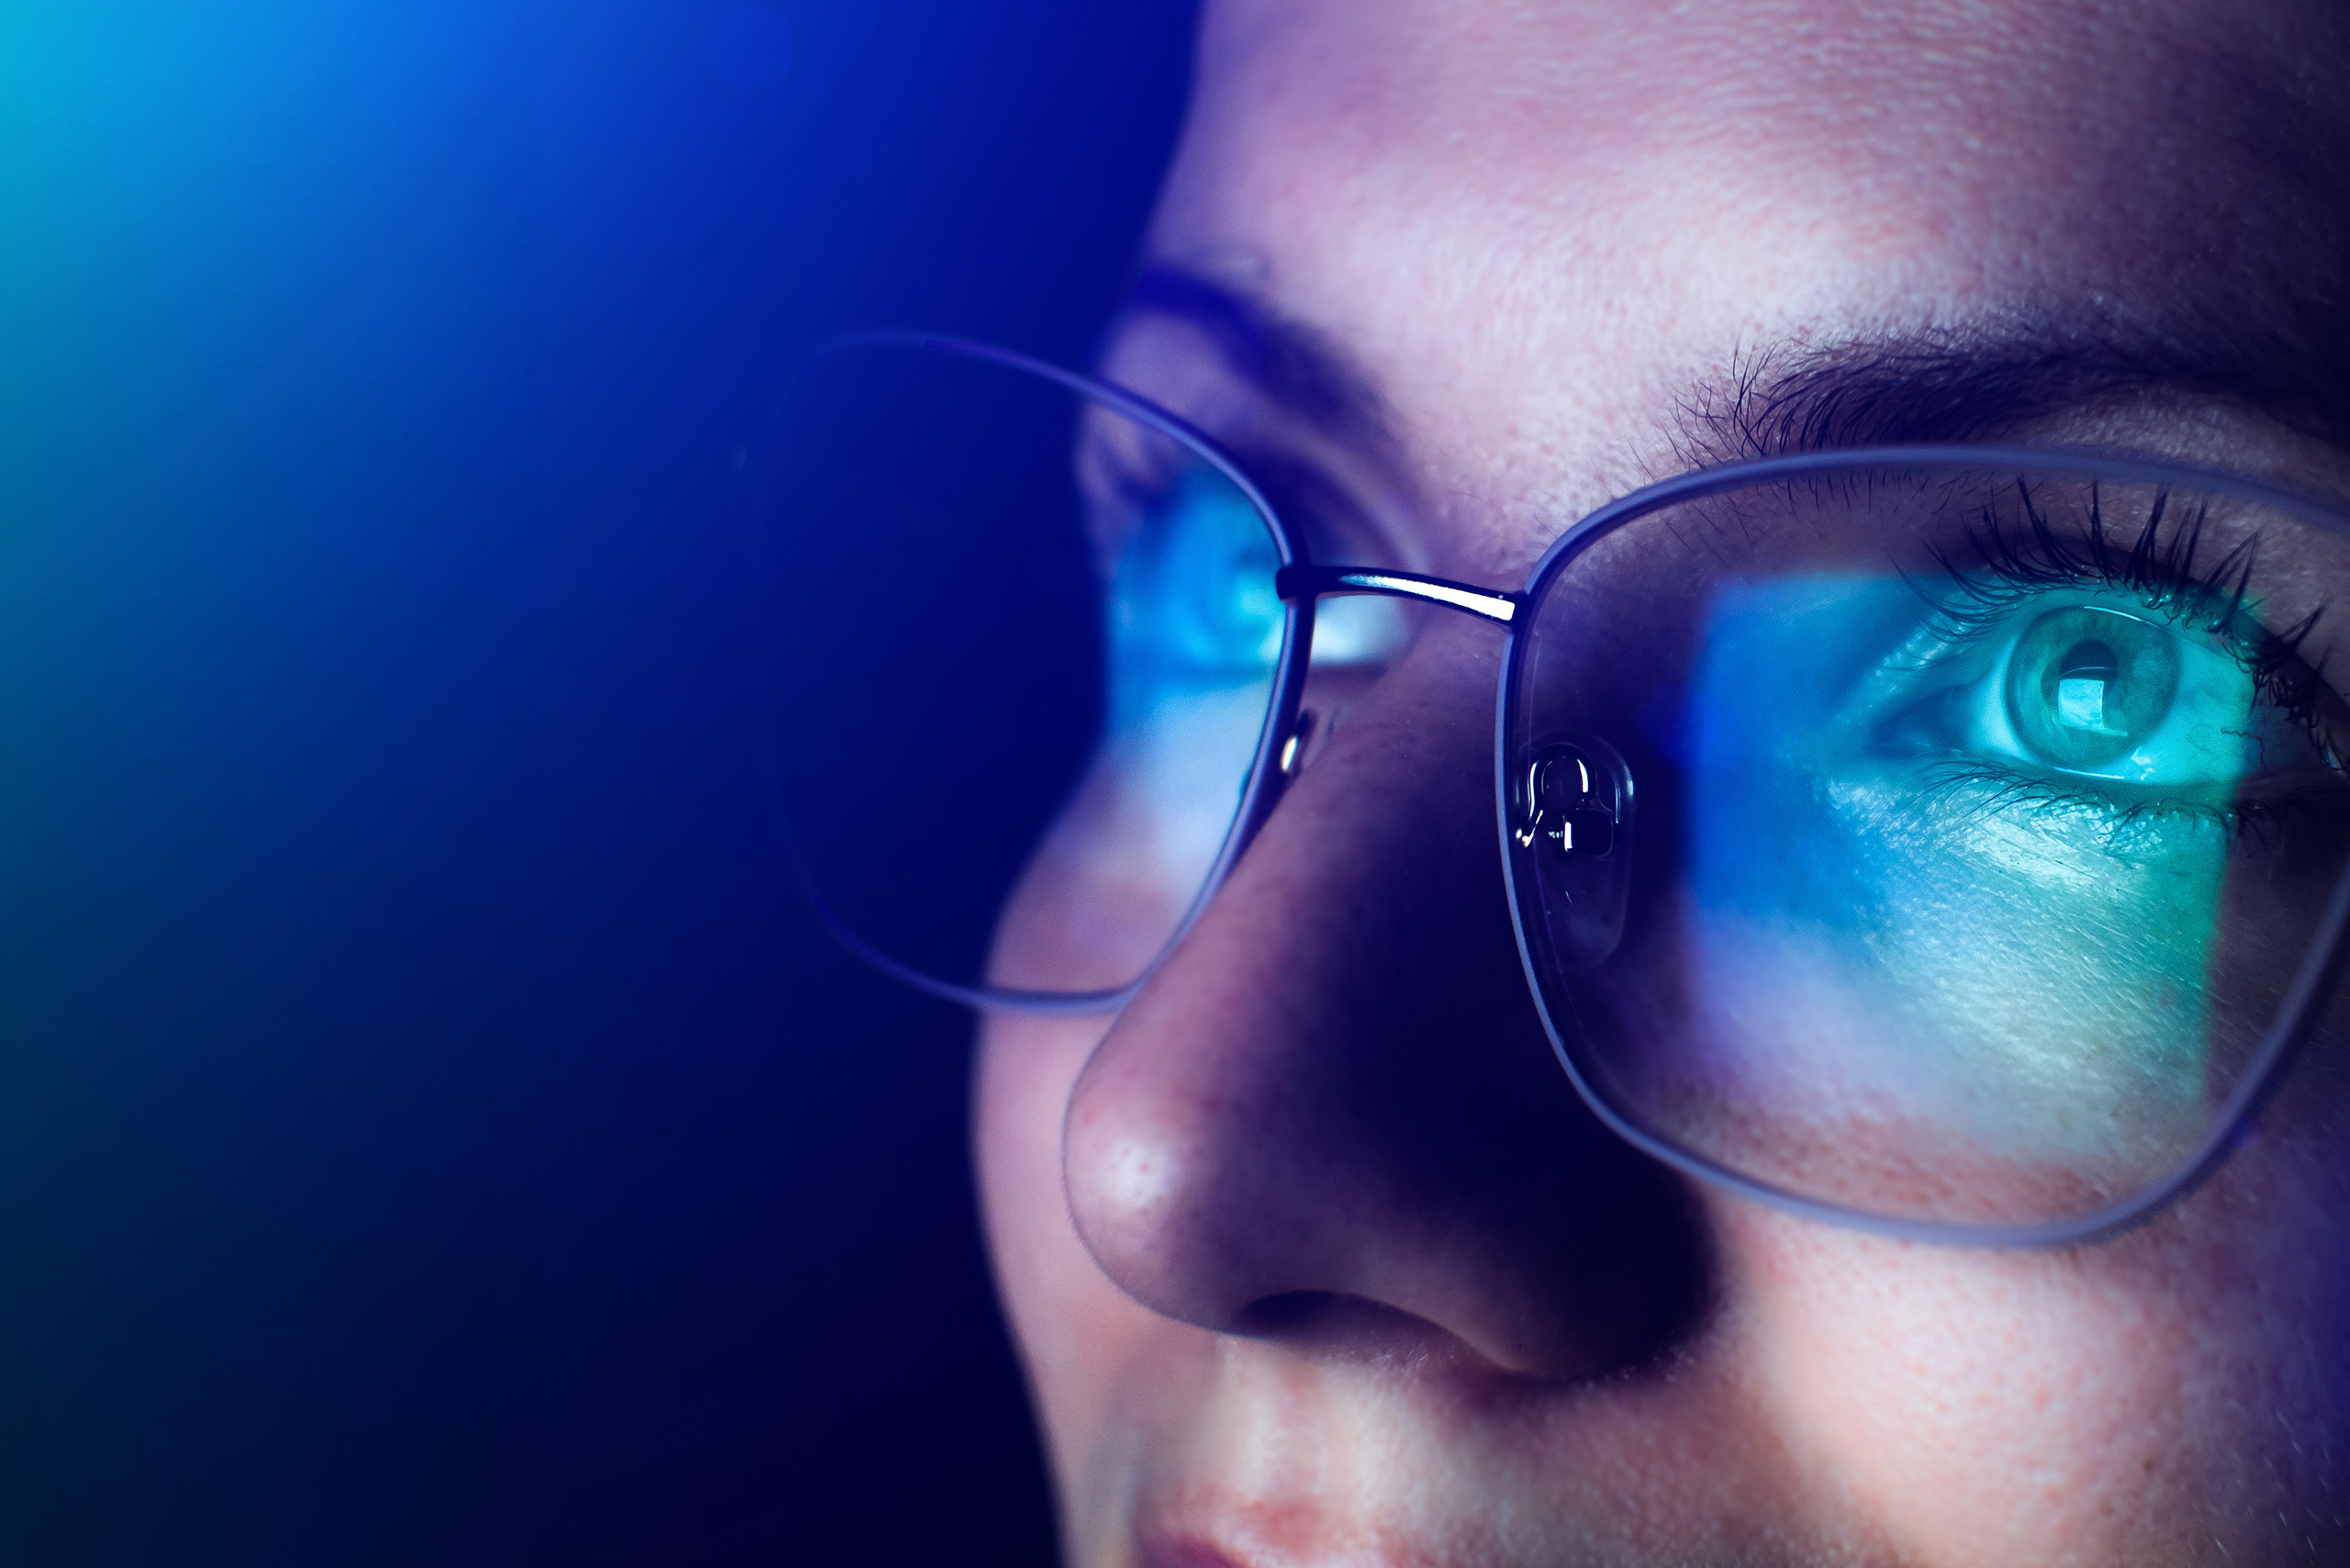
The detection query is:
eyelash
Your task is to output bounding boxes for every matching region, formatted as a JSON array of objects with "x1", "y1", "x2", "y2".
[{"x1": 1930, "y1": 483, "x2": 2333, "y2": 744}]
